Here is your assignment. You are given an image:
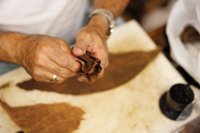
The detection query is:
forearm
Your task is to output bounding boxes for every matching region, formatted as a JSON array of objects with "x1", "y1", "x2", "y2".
[{"x1": 0, "y1": 32, "x2": 27, "y2": 64}]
